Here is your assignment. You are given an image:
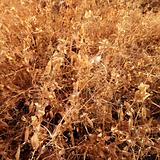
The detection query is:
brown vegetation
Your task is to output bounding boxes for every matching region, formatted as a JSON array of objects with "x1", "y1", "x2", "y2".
[{"x1": 0, "y1": 0, "x2": 160, "y2": 159}]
